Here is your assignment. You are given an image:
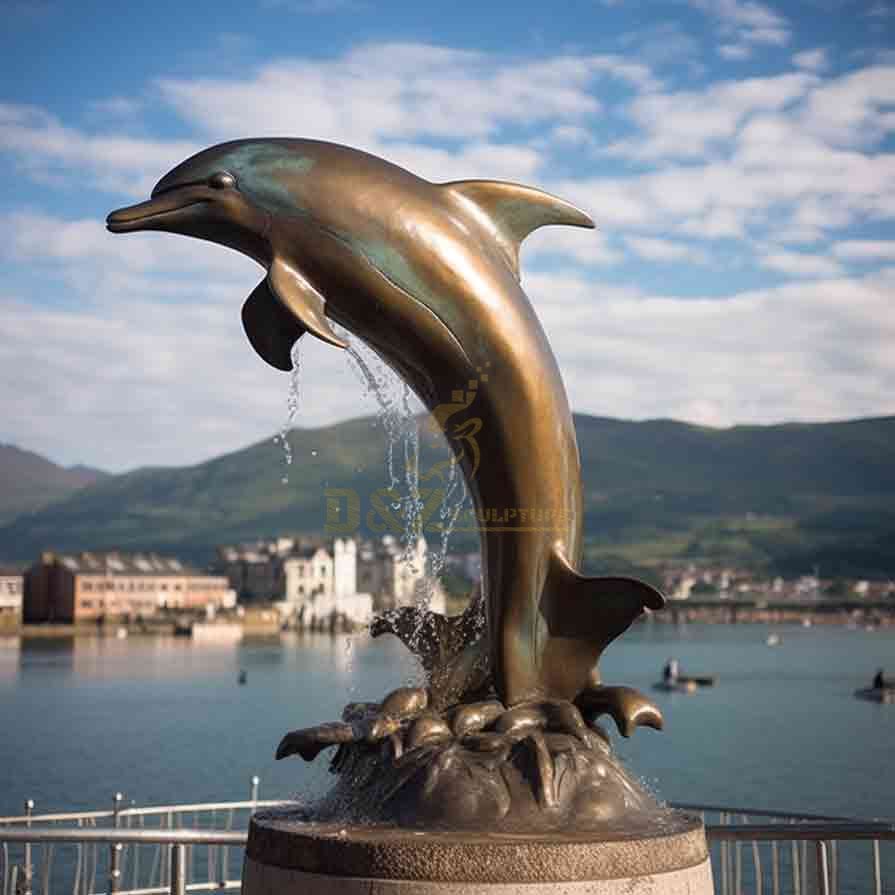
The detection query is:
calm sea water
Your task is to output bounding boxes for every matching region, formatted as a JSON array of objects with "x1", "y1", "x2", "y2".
[{"x1": 1, "y1": 622, "x2": 893, "y2": 821}]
